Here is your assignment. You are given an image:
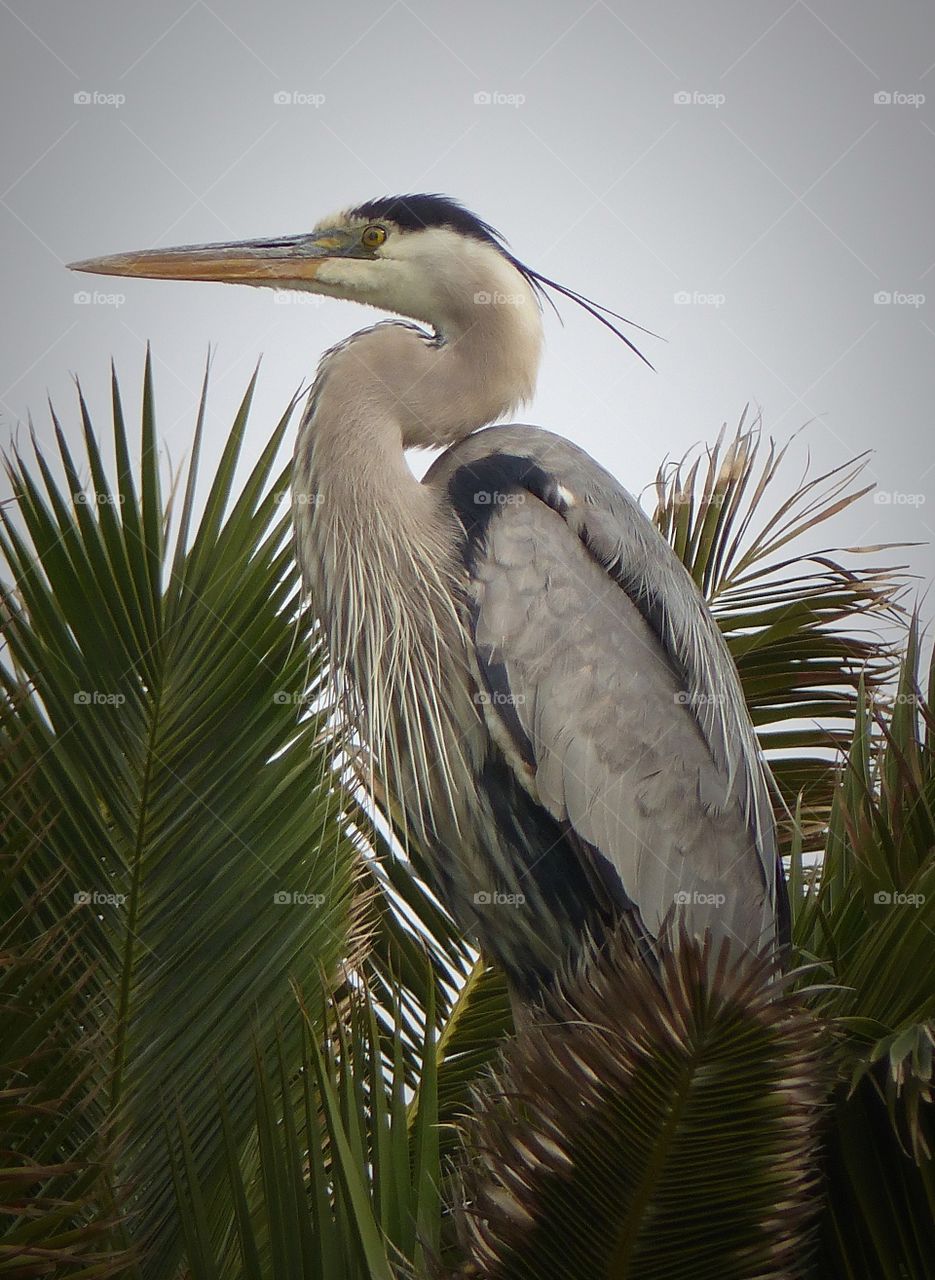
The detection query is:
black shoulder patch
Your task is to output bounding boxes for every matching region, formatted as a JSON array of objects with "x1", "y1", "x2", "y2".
[
  {"x1": 446, "y1": 452, "x2": 568, "y2": 777},
  {"x1": 448, "y1": 453, "x2": 675, "y2": 690},
  {"x1": 447, "y1": 453, "x2": 569, "y2": 566},
  {"x1": 447, "y1": 451, "x2": 573, "y2": 774}
]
